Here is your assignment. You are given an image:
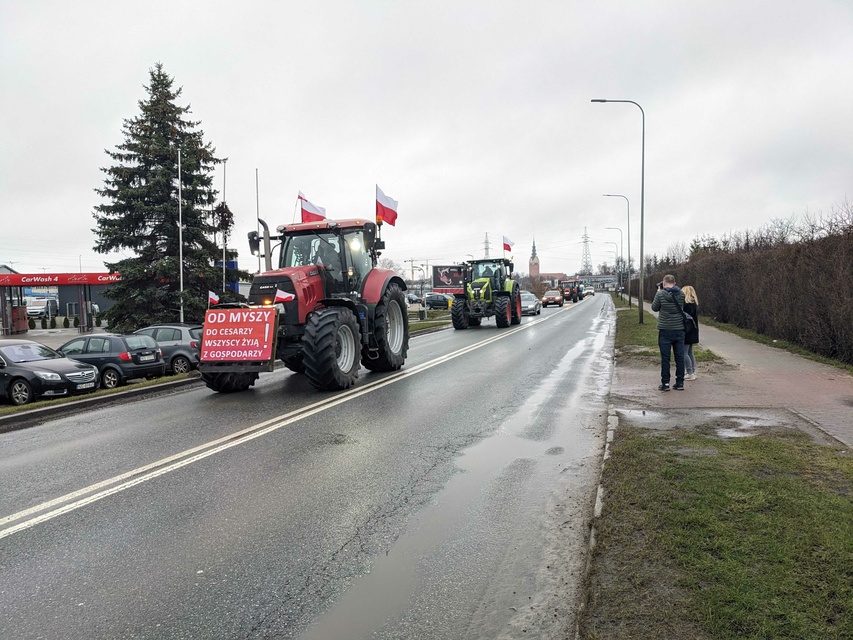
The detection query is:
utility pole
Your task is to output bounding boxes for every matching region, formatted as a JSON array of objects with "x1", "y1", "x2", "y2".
[{"x1": 580, "y1": 227, "x2": 593, "y2": 275}]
